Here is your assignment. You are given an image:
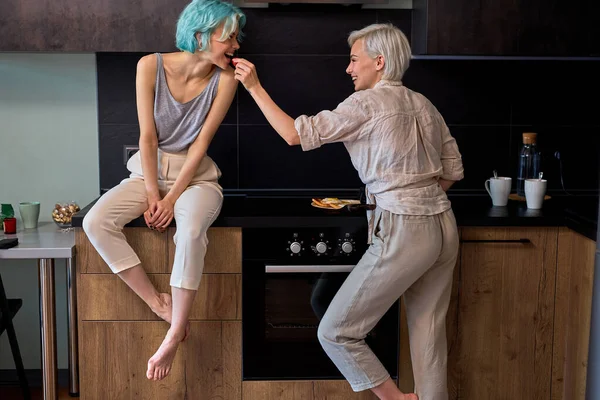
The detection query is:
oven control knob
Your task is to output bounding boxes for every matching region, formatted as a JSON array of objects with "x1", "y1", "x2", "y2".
[
  {"x1": 290, "y1": 242, "x2": 302, "y2": 254},
  {"x1": 315, "y1": 242, "x2": 328, "y2": 254},
  {"x1": 341, "y1": 242, "x2": 354, "y2": 254}
]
